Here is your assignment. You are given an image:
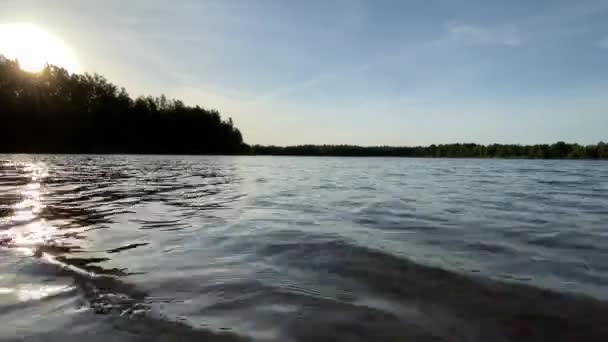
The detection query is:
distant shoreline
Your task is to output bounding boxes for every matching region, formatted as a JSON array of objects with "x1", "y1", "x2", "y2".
[
  {"x1": 2, "y1": 142, "x2": 607, "y2": 160},
  {"x1": 2, "y1": 142, "x2": 608, "y2": 160},
  {"x1": 1, "y1": 57, "x2": 606, "y2": 160},
  {"x1": 249, "y1": 143, "x2": 608, "y2": 159}
]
